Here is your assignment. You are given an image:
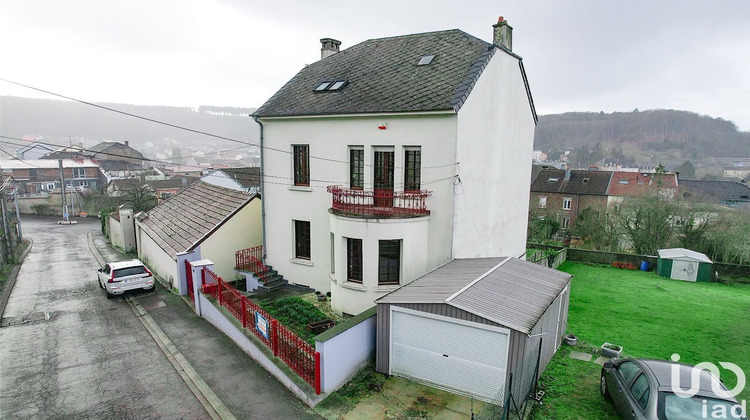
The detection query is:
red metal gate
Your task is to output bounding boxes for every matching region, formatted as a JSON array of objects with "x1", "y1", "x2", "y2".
[{"x1": 185, "y1": 260, "x2": 194, "y2": 301}]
